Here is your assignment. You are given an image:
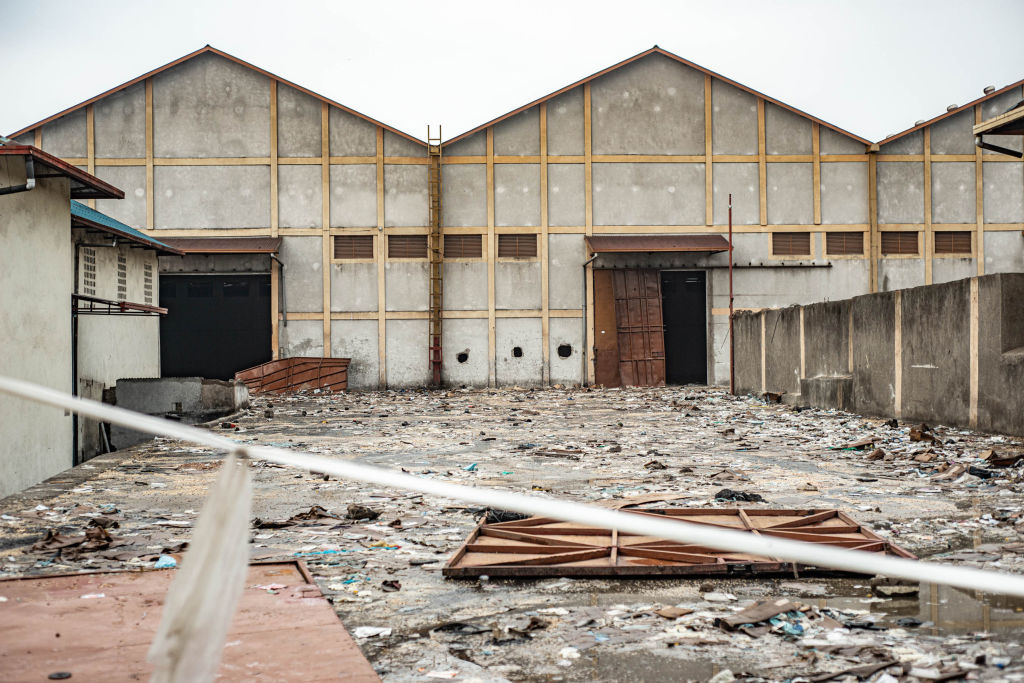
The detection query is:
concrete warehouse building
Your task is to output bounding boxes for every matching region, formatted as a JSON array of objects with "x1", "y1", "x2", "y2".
[{"x1": 9, "y1": 46, "x2": 1024, "y2": 389}]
